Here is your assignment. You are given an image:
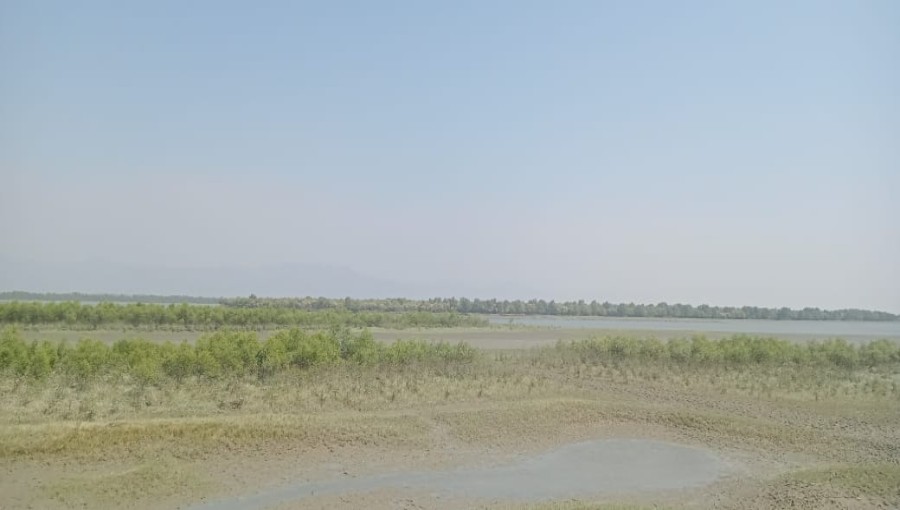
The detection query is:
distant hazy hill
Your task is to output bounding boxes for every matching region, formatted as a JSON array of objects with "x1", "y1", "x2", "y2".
[
  {"x1": 0, "y1": 291, "x2": 895, "y2": 321},
  {"x1": 1, "y1": 257, "x2": 894, "y2": 320},
  {"x1": 0, "y1": 257, "x2": 417, "y2": 298},
  {"x1": 0, "y1": 257, "x2": 535, "y2": 300},
  {"x1": 0, "y1": 291, "x2": 219, "y2": 305}
]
